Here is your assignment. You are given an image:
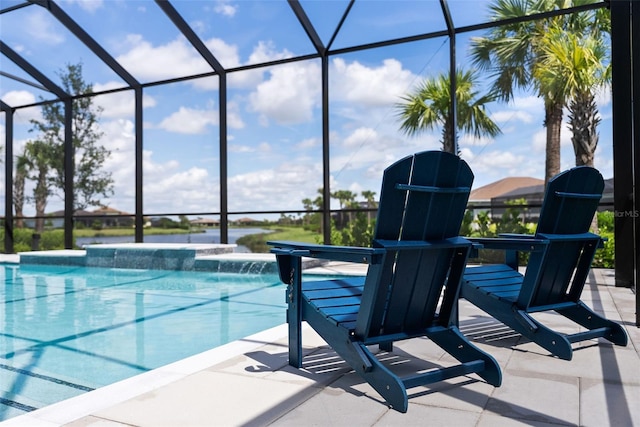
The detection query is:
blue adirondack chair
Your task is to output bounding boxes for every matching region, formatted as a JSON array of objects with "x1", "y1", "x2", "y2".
[
  {"x1": 269, "y1": 151, "x2": 501, "y2": 413},
  {"x1": 462, "y1": 166, "x2": 628, "y2": 360}
]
